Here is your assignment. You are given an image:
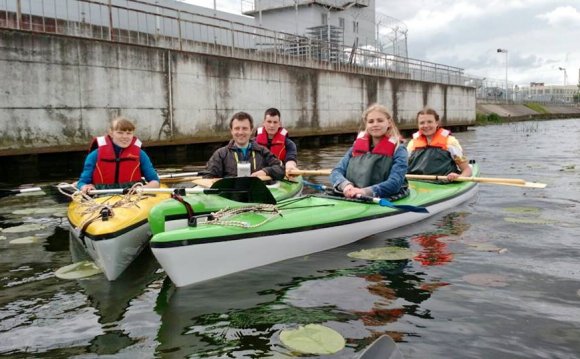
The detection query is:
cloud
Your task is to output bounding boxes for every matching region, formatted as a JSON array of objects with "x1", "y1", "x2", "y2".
[{"x1": 537, "y1": 6, "x2": 580, "y2": 27}]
